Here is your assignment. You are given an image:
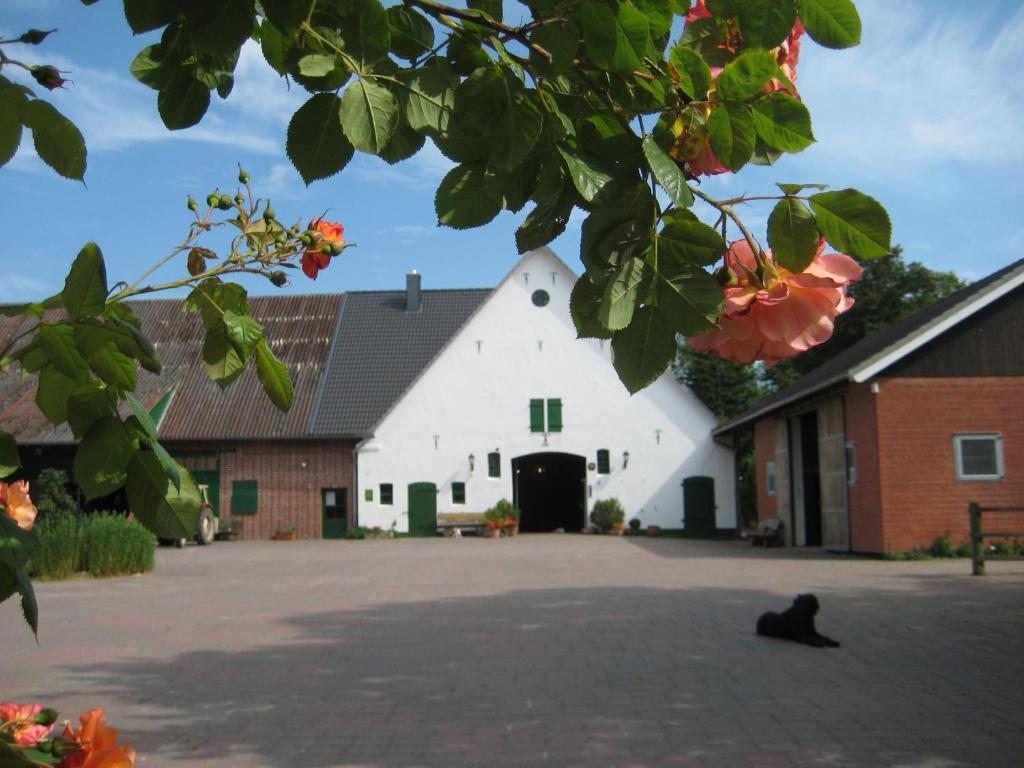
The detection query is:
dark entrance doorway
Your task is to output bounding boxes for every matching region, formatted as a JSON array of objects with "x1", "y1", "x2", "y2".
[
  {"x1": 800, "y1": 412, "x2": 822, "y2": 546},
  {"x1": 512, "y1": 452, "x2": 586, "y2": 532}
]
